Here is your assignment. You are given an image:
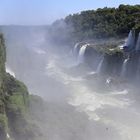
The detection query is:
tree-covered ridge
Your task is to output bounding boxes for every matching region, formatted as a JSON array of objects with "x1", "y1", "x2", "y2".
[{"x1": 51, "y1": 5, "x2": 140, "y2": 42}]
